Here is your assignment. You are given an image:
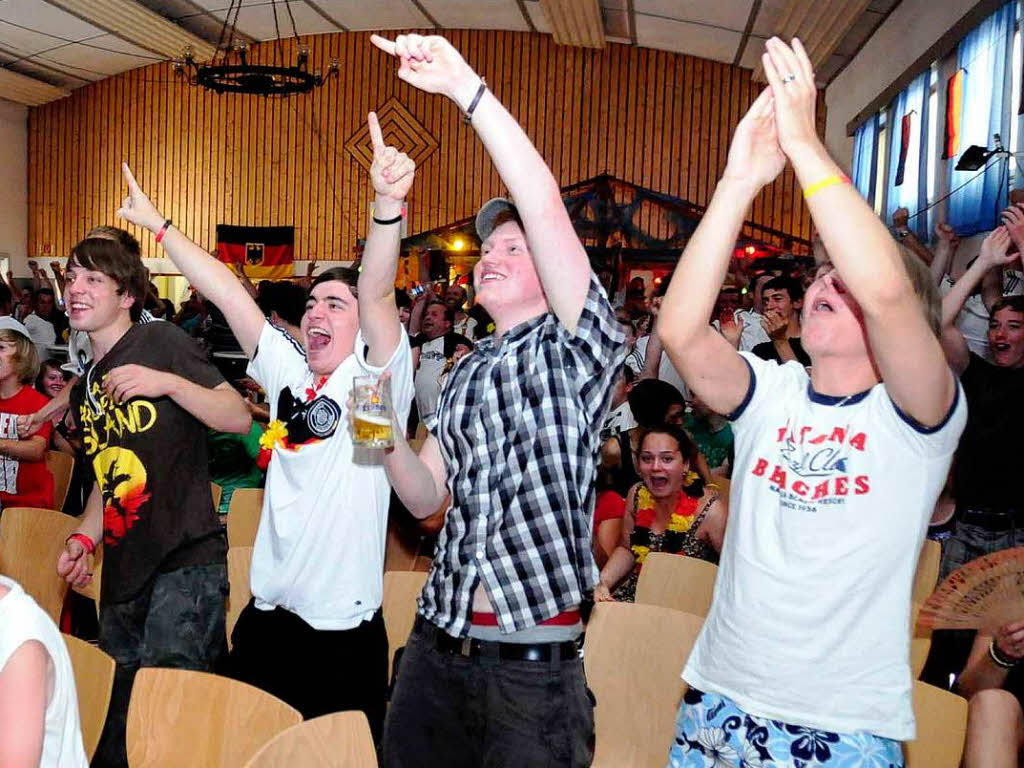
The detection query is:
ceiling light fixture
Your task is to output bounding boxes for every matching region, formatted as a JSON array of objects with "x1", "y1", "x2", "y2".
[{"x1": 173, "y1": 0, "x2": 337, "y2": 97}]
